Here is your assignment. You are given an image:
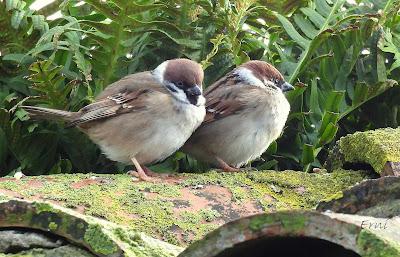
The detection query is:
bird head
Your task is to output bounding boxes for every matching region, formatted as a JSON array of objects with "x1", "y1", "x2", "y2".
[
  {"x1": 152, "y1": 59, "x2": 205, "y2": 106},
  {"x1": 235, "y1": 60, "x2": 294, "y2": 92}
]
